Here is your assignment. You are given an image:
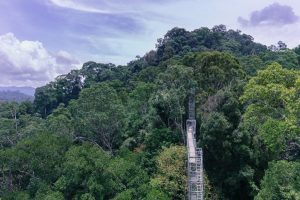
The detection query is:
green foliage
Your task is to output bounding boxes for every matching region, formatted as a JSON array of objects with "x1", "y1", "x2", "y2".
[
  {"x1": 0, "y1": 133, "x2": 70, "y2": 197},
  {"x1": 239, "y1": 55, "x2": 265, "y2": 76},
  {"x1": 255, "y1": 161, "x2": 300, "y2": 200},
  {"x1": 204, "y1": 174, "x2": 219, "y2": 200},
  {"x1": 183, "y1": 51, "x2": 244, "y2": 96},
  {"x1": 145, "y1": 128, "x2": 181, "y2": 152},
  {"x1": 70, "y1": 83, "x2": 125, "y2": 152},
  {"x1": 241, "y1": 63, "x2": 300, "y2": 159},
  {"x1": 144, "y1": 188, "x2": 171, "y2": 200},
  {"x1": 123, "y1": 82, "x2": 156, "y2": 148},
  {"x1": 259, "y1": 119, "x2": 296, "y2": 157},
  {"x1": 80, "y1": 62, "x2": 116, "y2": 87},
  {"x1": 151, "y1": 65, "x2": 196, "y2": 143},
  {"x1": 55, "y1": 143, "x2": 111, "y2": 199},
  {"x1": 155, "y1": 25, "x2": 266, "y2": 63},
  {"x1": 1, "y1": 191, "x2": 30, "y2": 200},
  {"x1": 151, "y1": 145, "x2": 187, "y2": 200},
  {"x1": 112, "y1": 189, "x2": 134, "y2": 200},
  {"x1": 261, "y1": 49, "x2": 299, "y2": 70},
  {"x1": 34, "y1": 69, "x2": 83, "y2": 117},
  {"x1": 200, "y1": 111, "x2": 253, "y2": 199},
  {"x1": 18, "y1": 114, "x2": 45, "y2": 137},
  {"x1": 107, "y1": 150, "x2": 149, "y2": 197},
  {"x1": 294, "y1": 45, "x2": 300, "y2": 65},
  {"x1": 46, "y1": 103, "x2": 73, "y2": 137},
  {"x1": 1, "y1": 25, "x2": 300, "y2": 200},
  {"x1": 44, "y1": 191, "x2": 65, "y2": 200}
]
